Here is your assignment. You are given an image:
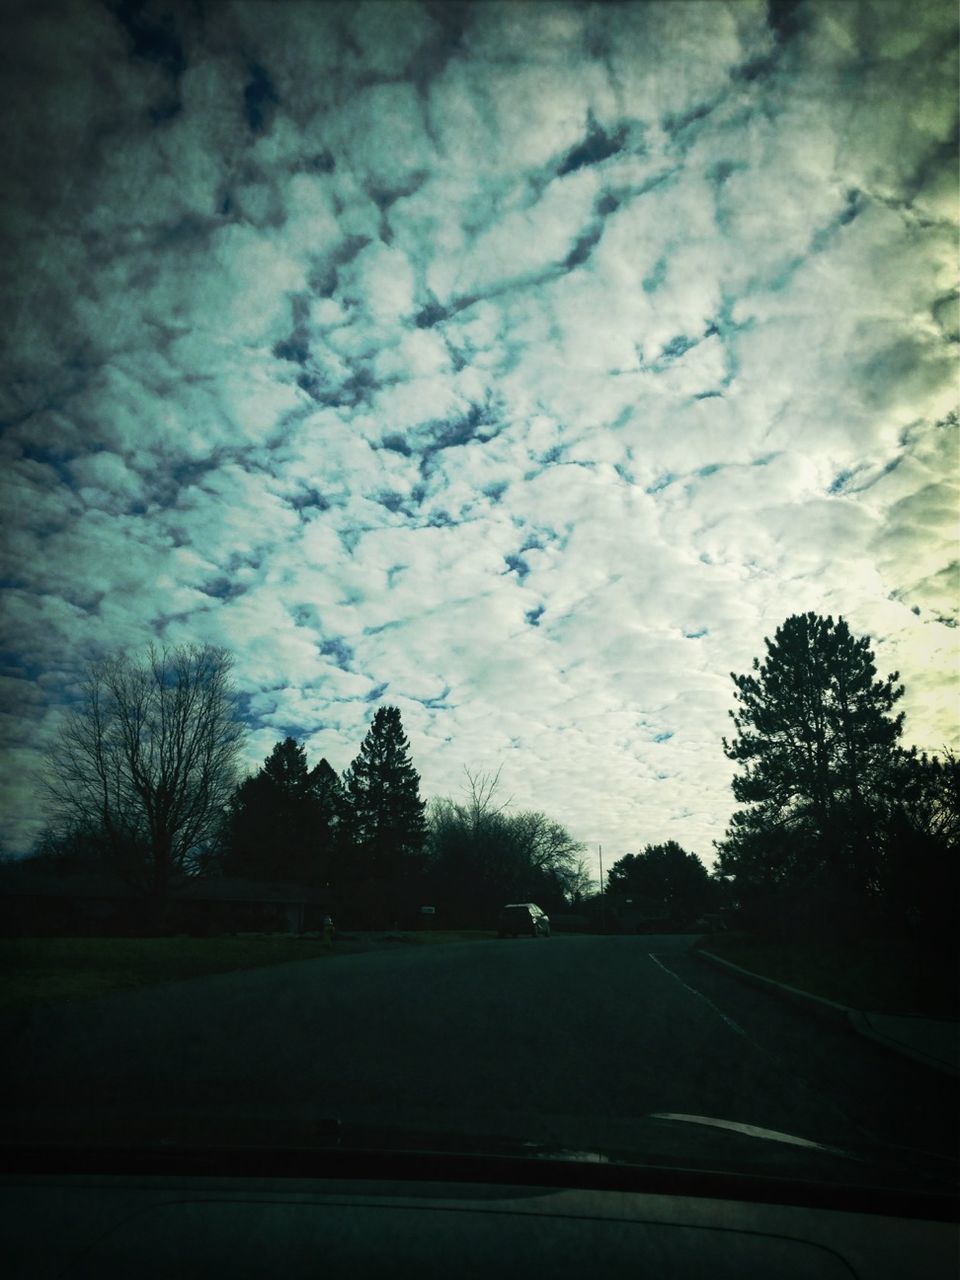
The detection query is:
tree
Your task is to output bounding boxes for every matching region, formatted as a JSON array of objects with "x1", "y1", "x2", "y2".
[
  {"x1": 424, "y1": 768, "x2": 585, "y2": 924},
  {"x1": 607, "y1": 842, "x2": 713, "y2": 923},
  {"x1": 221, "y1": 738, "x2": 348, "y2": 885},
  {"x1": 718, "y1": 612, "x2": 906, "y2": 928},
  {"x1": 343, "y1": 706, "x2": 426, "y2": 879},
  {"x1": 565, "y1": 856, "x2": 596, "y2": 905},
  {"x1": 43, "y1": 644, "x2": 244, "y2": 896},
  {"x1": 880, "y1": 749, "x2": 959, "y2": 941}
]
